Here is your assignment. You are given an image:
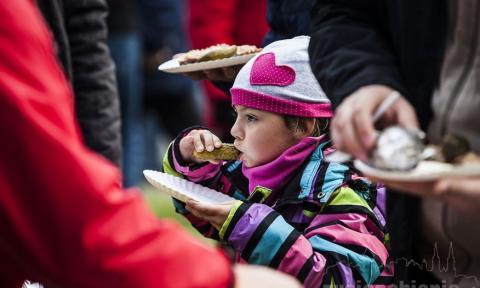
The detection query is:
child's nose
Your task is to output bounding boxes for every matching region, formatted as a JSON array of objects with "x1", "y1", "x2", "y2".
[{"x1": 230, "y1": 120, "x2": 242, "y2": 140}]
